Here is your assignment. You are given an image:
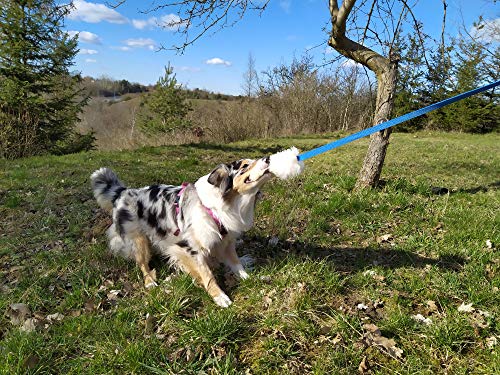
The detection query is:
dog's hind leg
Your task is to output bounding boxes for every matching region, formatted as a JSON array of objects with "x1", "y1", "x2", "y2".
[
  {"x1": 132, "y1": 233, "x2": 157, "y2": 288},
  {"x1": 167, "y1": 243, "x2": 232, "y2": 307}
]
